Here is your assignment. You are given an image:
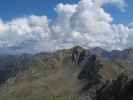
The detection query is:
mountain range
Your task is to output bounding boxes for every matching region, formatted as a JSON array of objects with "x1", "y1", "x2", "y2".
[{"x1": 0, "y1": 46, "x2": 133, "y2": 100}]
